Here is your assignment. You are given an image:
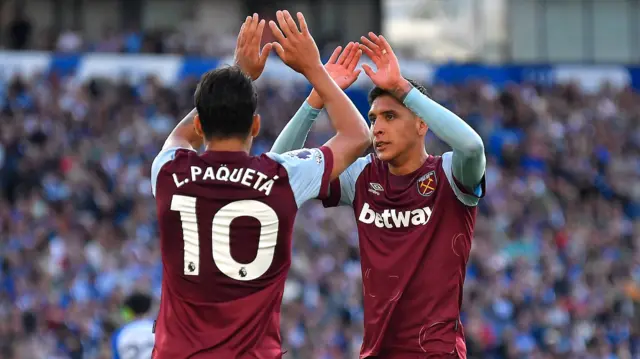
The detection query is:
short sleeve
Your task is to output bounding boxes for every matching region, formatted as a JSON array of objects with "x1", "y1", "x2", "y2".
[
  {"x1": 151, "y1": 147, "x2": 196, "y2": 197},
  {"x1": 321, "y1": 155, "x2": 372, "y2": 208},
  {"x1": 441, "y1": 151, "x2": 485, "y2": 207},
  {"x1": 265, "y1": 147, "x2": 334, "y2": 208}
]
